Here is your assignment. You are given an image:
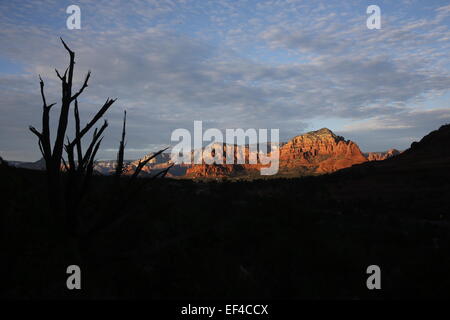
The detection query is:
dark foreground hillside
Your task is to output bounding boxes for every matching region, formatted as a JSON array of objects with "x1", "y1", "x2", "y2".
[{"x1": 2, "y1": 125, "x2": 450, "y2": 299}]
